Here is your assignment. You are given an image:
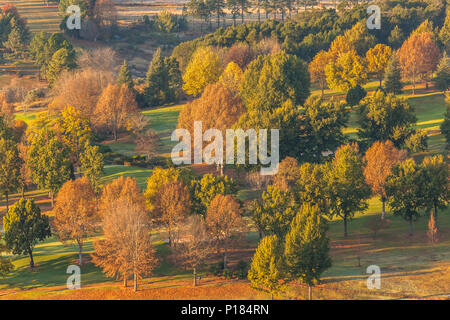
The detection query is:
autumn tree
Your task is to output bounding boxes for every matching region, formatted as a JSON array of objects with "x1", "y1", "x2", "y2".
[
  {"x1": 176, "y1": 215, "x2": 214, "y2": 286},
  {"x1": 364, "y1": 140, "x2": 407, "y2": 220},
  {"x1": 366, "y1": 44, "x2": 392, "y2": 87},
  {"x1": 427, "y1": 211, "x2": 438, "y2": 245},
  {"x1": 324, "y1": 144, "x2": 371, "y2": 237},
  {"x1": 398, "y1": 32, "x2": 440, "y2": 94},
  {"x1": 385, "y1": 159, "x2": 424, "y2": 236},
  {"x1": 153, "y1": 181, "x2": 191, "y2": 247},
  {"x1": 272, "y1": 157, "x2": 300, "y2": 191},
  {"x1": 224, "y1": 42, "x2": 255, "y2": 70},
  {"x1": 28, "y1": 128, "x2": 72, "y2": 207},
  {"x1": 3, "y1": 199, "x2": 51, "y2": 268},
  {"x1": 129, "y1": 114, "x2": 159, "y2": 160},
  {"x1": 183, "y1": 46, "x2": 222, "y2": 97},
  {"x1": 309, "y1": 50, "x2": 330, "y2": 95},
  {"x1": 284, "y1": 203, "x2": 331, "y2": 300},
  {"x1": 92, "y1": 195, "x2": 157, "y2": 291},
  {"x1": 191, "y1": 174, "x2": 237, "y2": 216},
  {"x1": 325, "y1": 51, "x2": 367, "y2": 92},
  {"x1": 248, "y1": 235, "x2": 284, "y2": 300},
  {"x1": 206, "y1": 194, "x2": 245, "y2": 269},
  {"x1": 54, "y1": 177, "x2": 97, "y2": 265},
  {"x1": 94, "y1": 83, "x2": 140, "y2": 141},
  {"x1": 219, "y1": 61, "x2": 244, "y2": 94},
  {"x1": 358, "y1": 91, "x2": 417, "y2": 148}
]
